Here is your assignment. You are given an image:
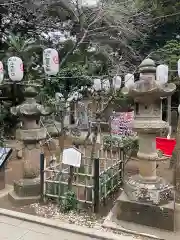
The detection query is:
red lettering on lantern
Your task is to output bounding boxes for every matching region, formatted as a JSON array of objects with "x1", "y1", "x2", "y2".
[
  {"x1": 0, "y1": 64, "x2": 3, "y2": 71},
  {"x1": 53, "y1": 56, "x2": 59, "y2": 64},
  {"x1": 20, "y1": 63, "x2": 24, "y2": 71}
]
